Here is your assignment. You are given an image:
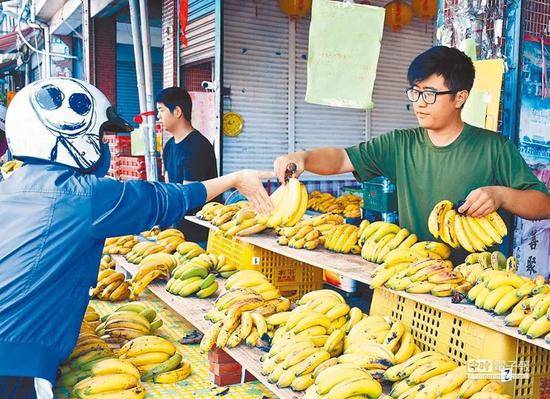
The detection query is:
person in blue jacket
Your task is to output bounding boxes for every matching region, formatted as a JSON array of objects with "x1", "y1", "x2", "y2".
[{"x1": 0, "y1": 77, "x2": 273, "y2": 399}]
